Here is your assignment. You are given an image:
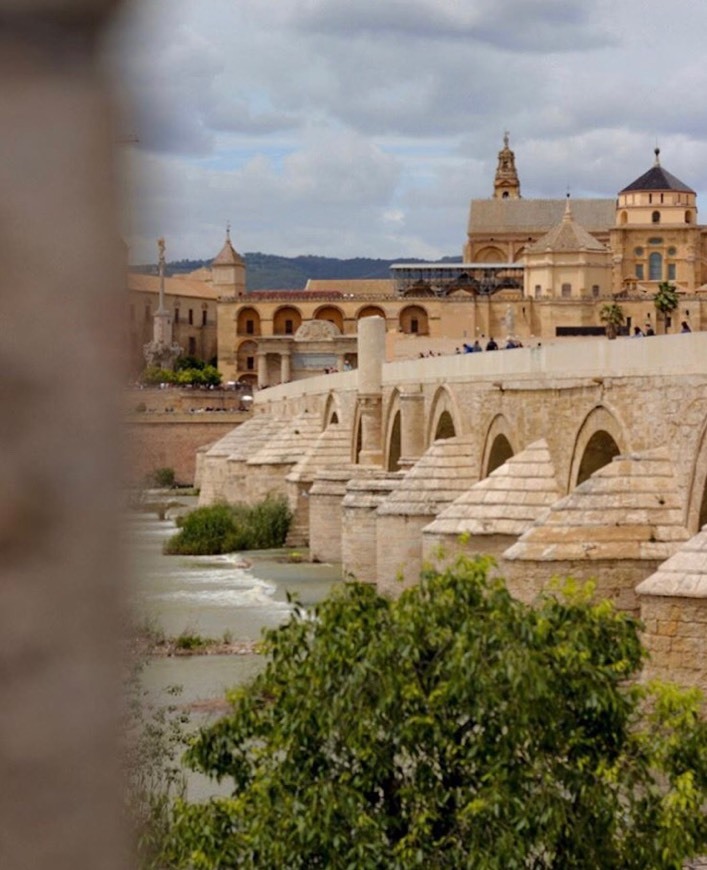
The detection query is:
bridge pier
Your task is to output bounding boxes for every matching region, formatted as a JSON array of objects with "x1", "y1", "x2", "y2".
[
  {"x1": 637, "y1": 528, "x2": 707, "y2": 700},
  {"x1": 398, "y1": 385, "x2": 426, "y2": 469},
  {"x1": 341, "y1": 471, "x2": 403, "y2": 583}
]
